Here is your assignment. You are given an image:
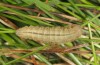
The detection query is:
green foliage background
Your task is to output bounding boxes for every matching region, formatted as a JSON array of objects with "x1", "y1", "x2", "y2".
[{"x1": 0, "y1": 0, "x2": 100, "y2": 65}]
